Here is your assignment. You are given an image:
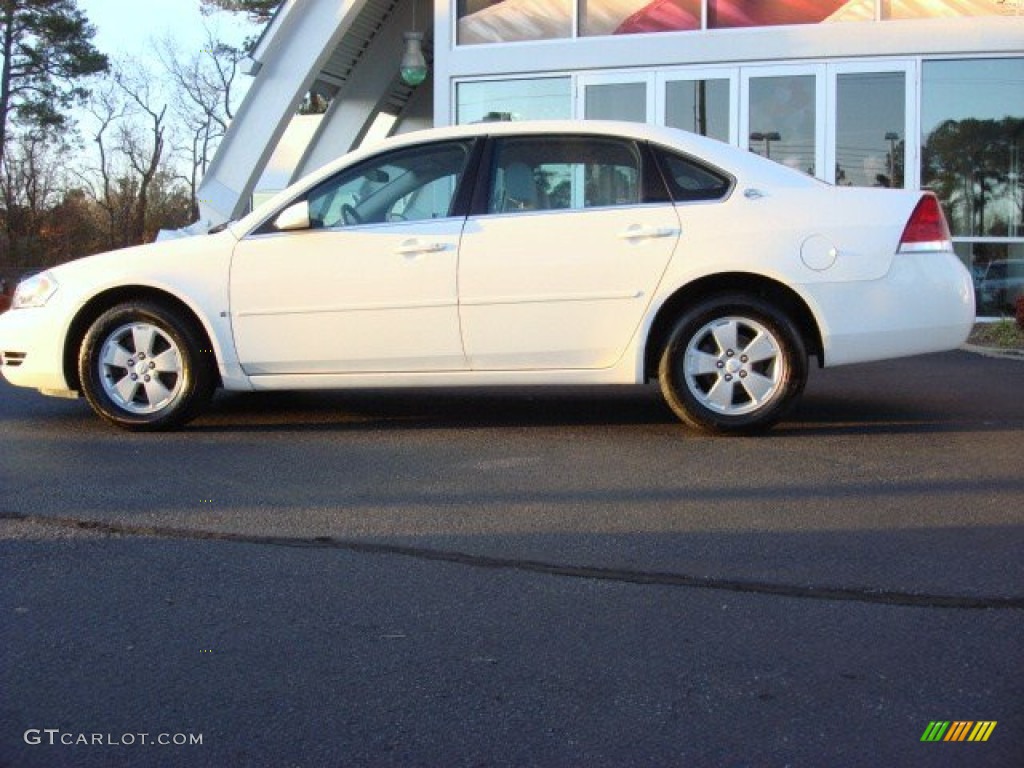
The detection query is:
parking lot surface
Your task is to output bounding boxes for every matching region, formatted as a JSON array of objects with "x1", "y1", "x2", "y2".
[{"x1": 2, "y1": 350, "x2": 1022, "y2": 766}]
